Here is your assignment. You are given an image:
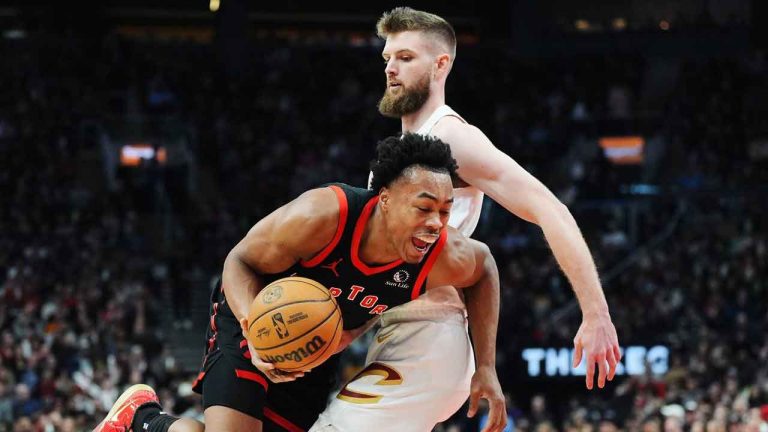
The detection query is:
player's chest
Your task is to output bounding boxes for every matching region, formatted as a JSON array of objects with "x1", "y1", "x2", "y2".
[{"x1": 293, "y1": 256, "x2": 418, "y2": 317}]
